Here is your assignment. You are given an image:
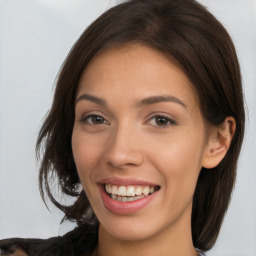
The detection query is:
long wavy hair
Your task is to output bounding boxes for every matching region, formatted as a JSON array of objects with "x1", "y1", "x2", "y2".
[{"x1": 37, "y1": 0, "x2": 245, "y2": 252}]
